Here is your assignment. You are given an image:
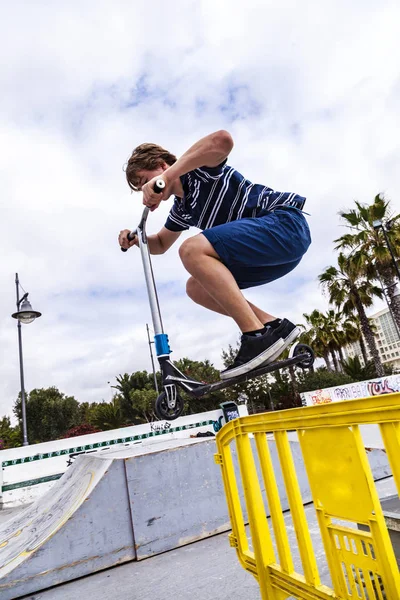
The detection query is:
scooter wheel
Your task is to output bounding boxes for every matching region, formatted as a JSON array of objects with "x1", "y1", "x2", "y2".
[
  {"x1": 291, "y1": 343, "x2": 315, "y2": 369},
  {"x1": 155, "y1": 391, "x2": 184, "y2": 421}
]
